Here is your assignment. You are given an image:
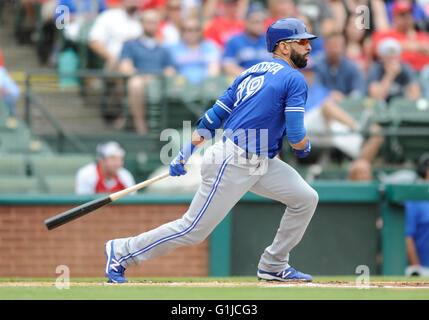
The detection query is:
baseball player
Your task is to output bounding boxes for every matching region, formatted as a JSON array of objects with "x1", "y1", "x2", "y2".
[{"x1": 105, "y1": 18, "x2": 319, "y2": 283}]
